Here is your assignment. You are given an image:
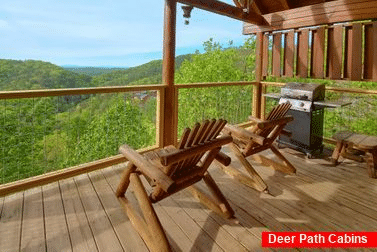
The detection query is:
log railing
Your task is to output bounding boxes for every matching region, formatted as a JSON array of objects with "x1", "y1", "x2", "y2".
[
  {"x1": 0, "y1": 81, "x2": 257, "y2": 196},
  {"x1": 0, "y1": 85, "x2": 165, "y2": 195},
  {"x1": 0, "y1": 80, "x2": 376, "y2": 196},
  {"x1": 261, "y1": 81, "x2": 377, "y2": 143}
]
